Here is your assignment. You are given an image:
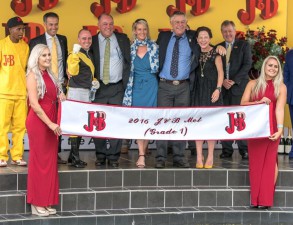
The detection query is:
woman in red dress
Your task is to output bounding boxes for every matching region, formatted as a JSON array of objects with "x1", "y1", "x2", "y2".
[
  {"x1": 26, "y1": 44, "x2": 65, "y2": 216},
  {"x1": 241, "y1": 55, "x2": 287, "y2": 209}
]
